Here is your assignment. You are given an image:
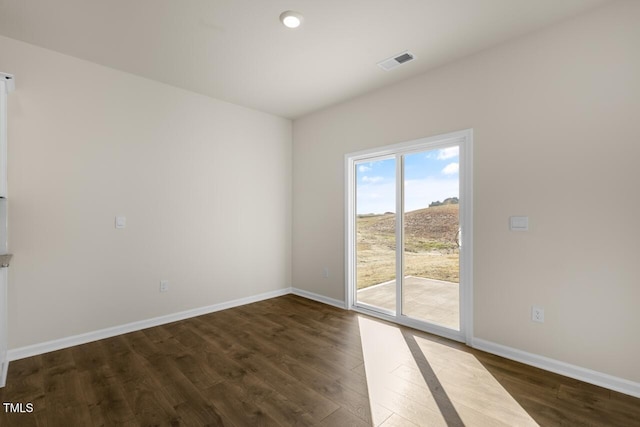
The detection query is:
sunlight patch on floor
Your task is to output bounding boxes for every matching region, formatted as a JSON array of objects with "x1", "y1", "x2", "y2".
[{"x1": 357, "y1": 316, "x2": 539, "y2": 426}]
